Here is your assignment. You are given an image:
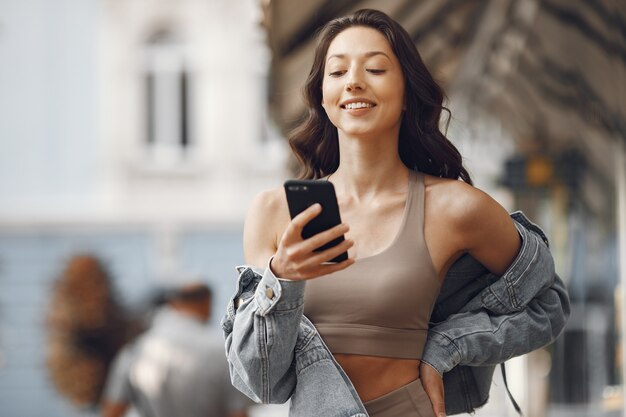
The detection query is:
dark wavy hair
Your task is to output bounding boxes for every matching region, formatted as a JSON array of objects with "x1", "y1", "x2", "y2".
[{"x1": 288, "y1": 9, "x2": 472, "y2": 185}]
